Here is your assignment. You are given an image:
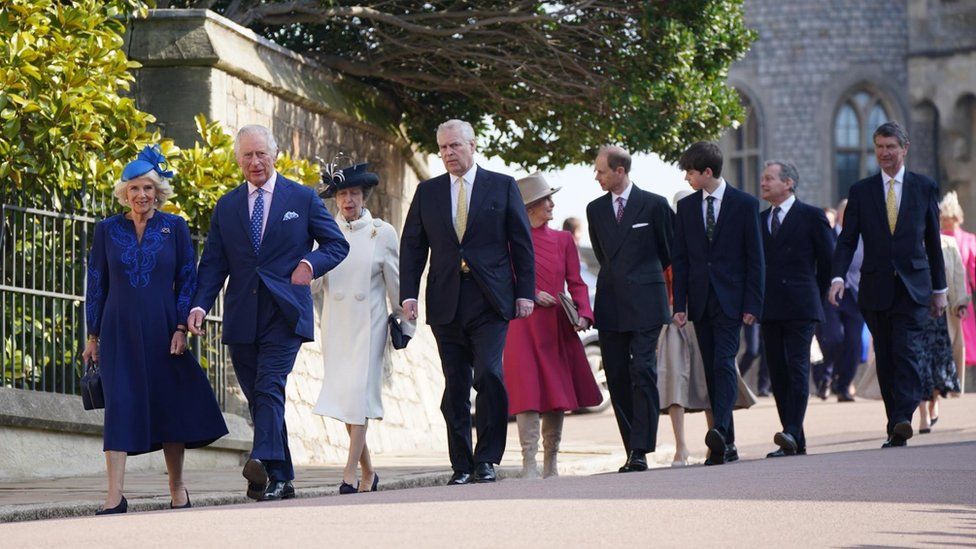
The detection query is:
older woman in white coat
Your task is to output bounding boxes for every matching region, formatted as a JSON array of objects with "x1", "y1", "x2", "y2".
[{"x1": 312, "y1": 163, "x2": 415, "y2": 494}]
